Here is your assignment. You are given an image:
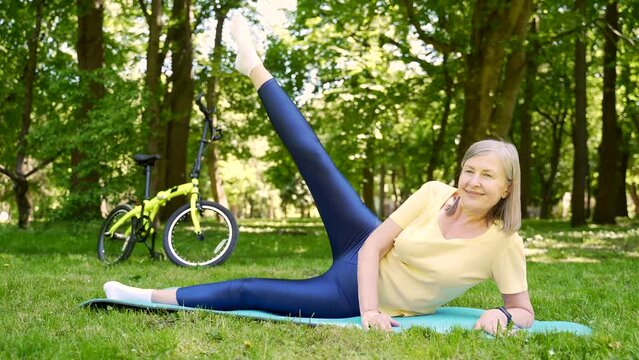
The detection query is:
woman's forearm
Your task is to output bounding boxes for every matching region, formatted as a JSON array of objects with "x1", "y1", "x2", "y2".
[
  {"x1": 356, "y1": 218, "x2": 402, "y2": 316},
  {"x1": 357, "y1": 245, "x2": 381, "y2": 314},
  {"x1": 501, "y1": 290, "x2": 535, "y2": 329}
]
